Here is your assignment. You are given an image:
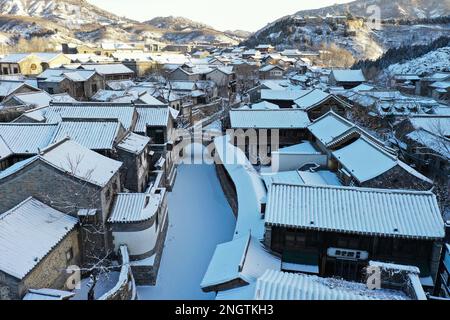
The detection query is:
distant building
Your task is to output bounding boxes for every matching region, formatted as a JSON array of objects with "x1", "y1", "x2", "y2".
[
  {"x1": 329, "y1": 69, "x2": 366, "y2": 89},
  {"x1": 80, "y1": 64, "x2": 135, "y2": 81},
  {"x1": 37, "y1": 68, "x2": 105, "y2": 100},
  {"x1": 0, "y1": 53, "x2": 71, "y2": 76},
  {"x1": 255, "y1": 44, "x2": 275, "y2": 54},
  {"x1": 229, "y1": 109, "x2": 311, "y2": 163},
  {"x1": 293, "y1": 89, "x2": 351, "y2": 121},
  {"x1": 259, "y1": 65, "x2": 285, "y2": 80}
]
